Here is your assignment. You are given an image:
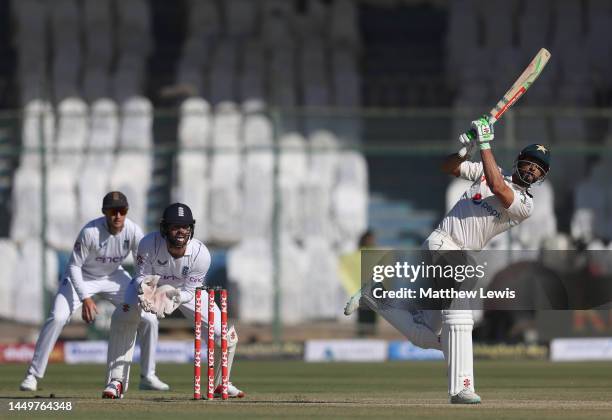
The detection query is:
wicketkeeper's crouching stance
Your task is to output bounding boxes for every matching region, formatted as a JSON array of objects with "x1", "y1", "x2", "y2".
[
  {"x1": 345, "y1": 116, "x2": 551, "y2": 404},
  {"x1": 102, "y1": 203, "x2": 245, "y2": 399}
]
